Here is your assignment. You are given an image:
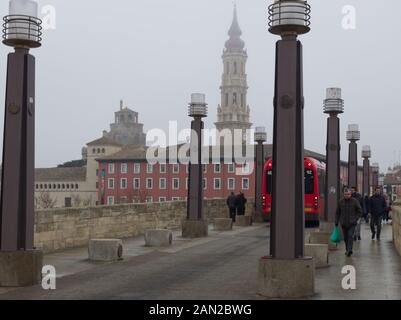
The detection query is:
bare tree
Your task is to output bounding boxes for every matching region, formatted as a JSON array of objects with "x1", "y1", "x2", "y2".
[{"x1": 37, "y1": 192, "x2": 57, "y2": 209}]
